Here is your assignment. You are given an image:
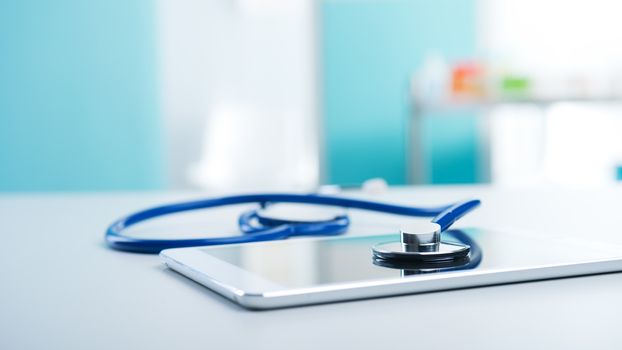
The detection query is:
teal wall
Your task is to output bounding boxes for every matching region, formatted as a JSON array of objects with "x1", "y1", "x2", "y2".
[
  {"x1": 0, "y1": 1, "x2": 165, "y2": 192},
  {"x1": 0, "y1": 0, "x2": 480, "y2": 191},
  {"x1": 321, "y1": 0, "x2": 480, "y2": 185},
  {"x1": 422, "y1": 113, "x2": 480, "y2": 183}
]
